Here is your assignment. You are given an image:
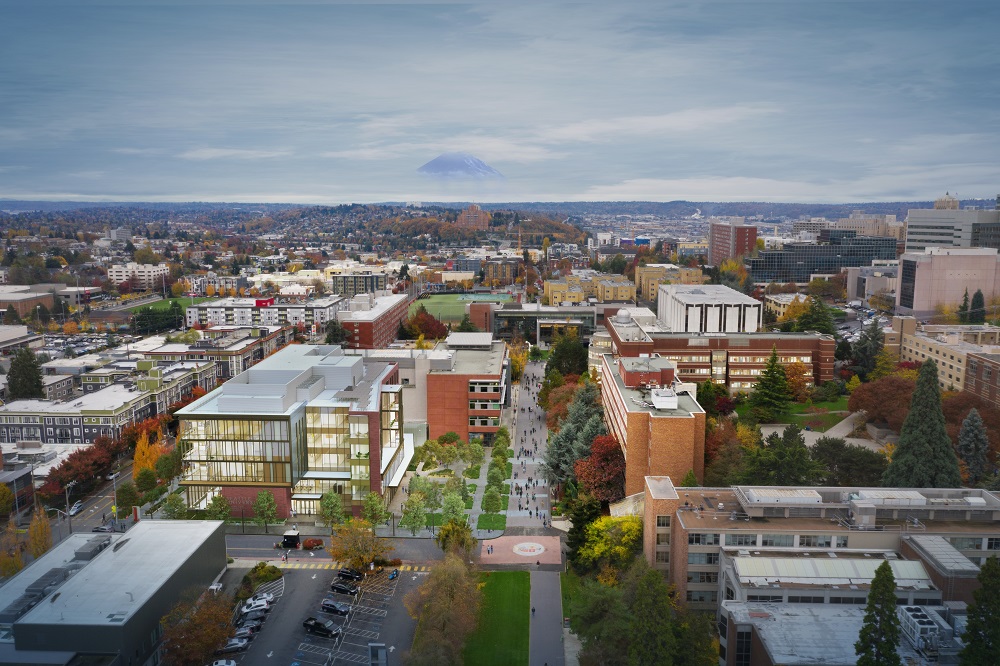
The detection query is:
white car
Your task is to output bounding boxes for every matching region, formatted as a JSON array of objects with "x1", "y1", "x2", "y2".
[
  {"x1": 107, "y1": 471, "x2": 121, "y2": 481},
  {"x1": 248, "y1": 592, "x2": 274, "y2": 604},
  {"x1": 69, "y1": 500, "x2": 84, "y2": 516},
  {"x1": 211, "y1": 661, "x2": 237, "y2": 666},
  {"x1": 240, "y1": 599, "x2": 271, "y2": 615}
]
